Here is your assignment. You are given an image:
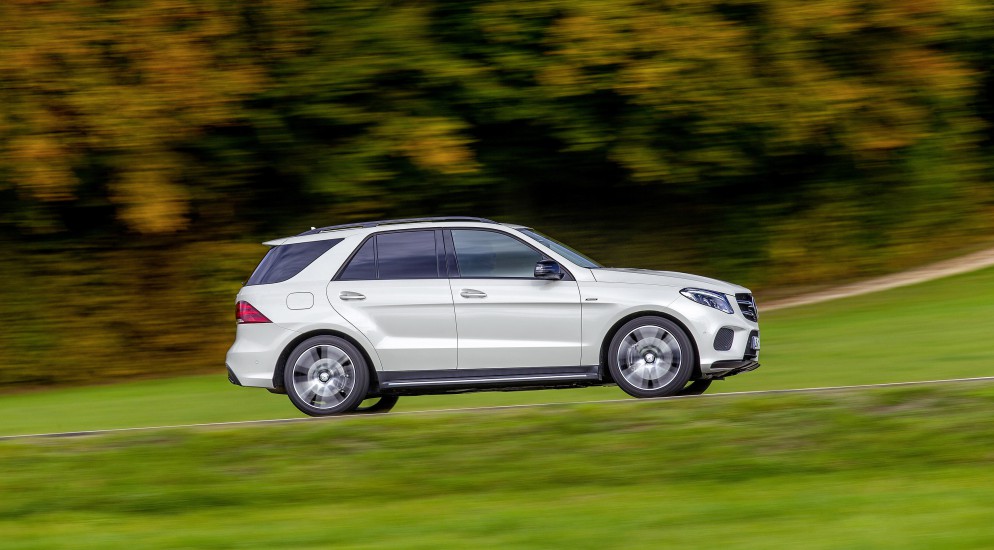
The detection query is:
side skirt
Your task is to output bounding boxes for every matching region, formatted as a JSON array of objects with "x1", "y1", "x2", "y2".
[{"x1": 376, "y1": 366, "x2": 603, "y2": 396}]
